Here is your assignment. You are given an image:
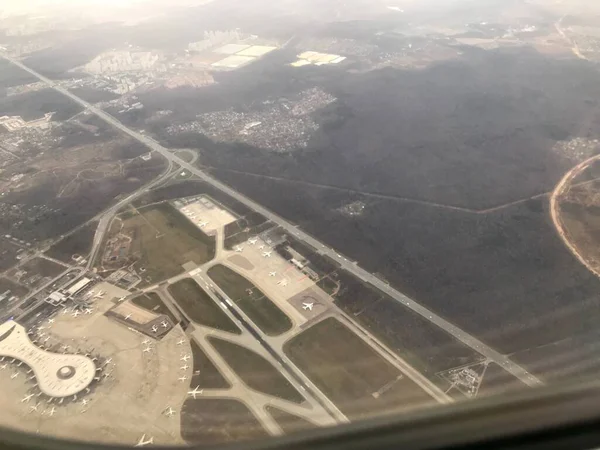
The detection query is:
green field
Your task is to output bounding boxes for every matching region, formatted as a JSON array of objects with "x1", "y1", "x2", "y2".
[
  {"x1": 207, "y1": 265, "x2": 292, "y2": 336},
  {"x1": 266, "y1": 406, "x2": 318, "y2": 434},
  {"x1": 168, "y1": 278, "x2": 240, "y2": 334},
  {"x1": 190, "y1": 340, "x2": 230, "y2": 389},
  {"x1": 131, "y1": 292, "x2": 178, "y2": 322},
  {"x1": 284, "y1": 318, "x2": 435, "y2": 420},
  {"x1": 181, "y1": 398, "x2": 268, "y2": 445},
  {"x1": 209, "y1": 337, "x2": 304, "y2": 404},
  {"x1": 104, "y1": 202, "x2": 215, "y2": 284}
]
